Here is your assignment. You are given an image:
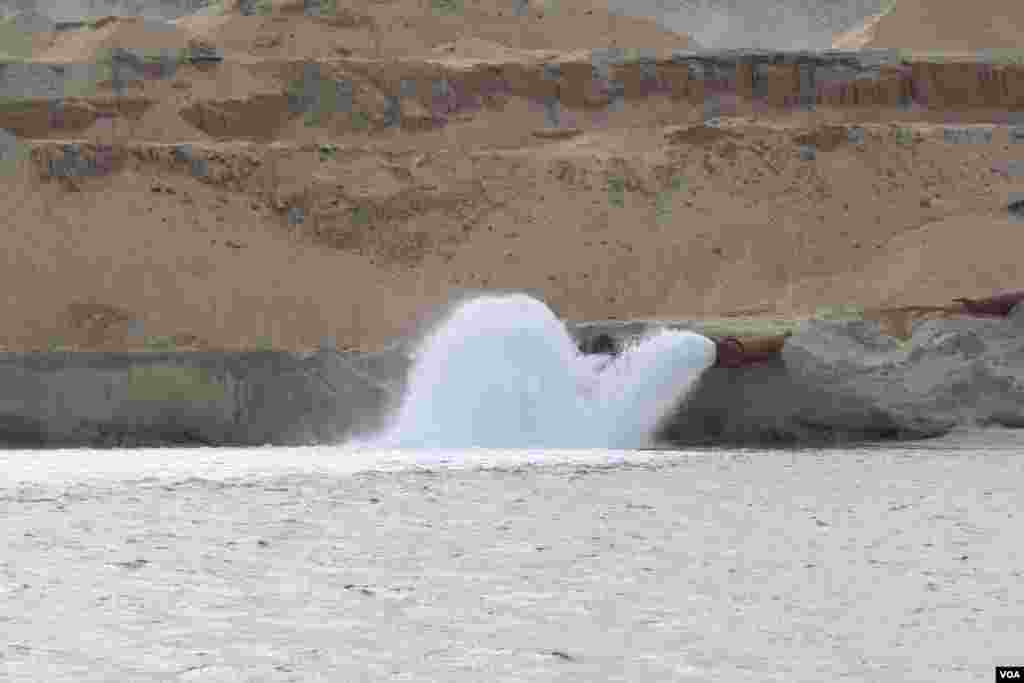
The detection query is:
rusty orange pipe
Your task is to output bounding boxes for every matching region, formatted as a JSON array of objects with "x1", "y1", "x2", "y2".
[{"x1": 713, "y1": 333, "x2": 791, "y2": 368}]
